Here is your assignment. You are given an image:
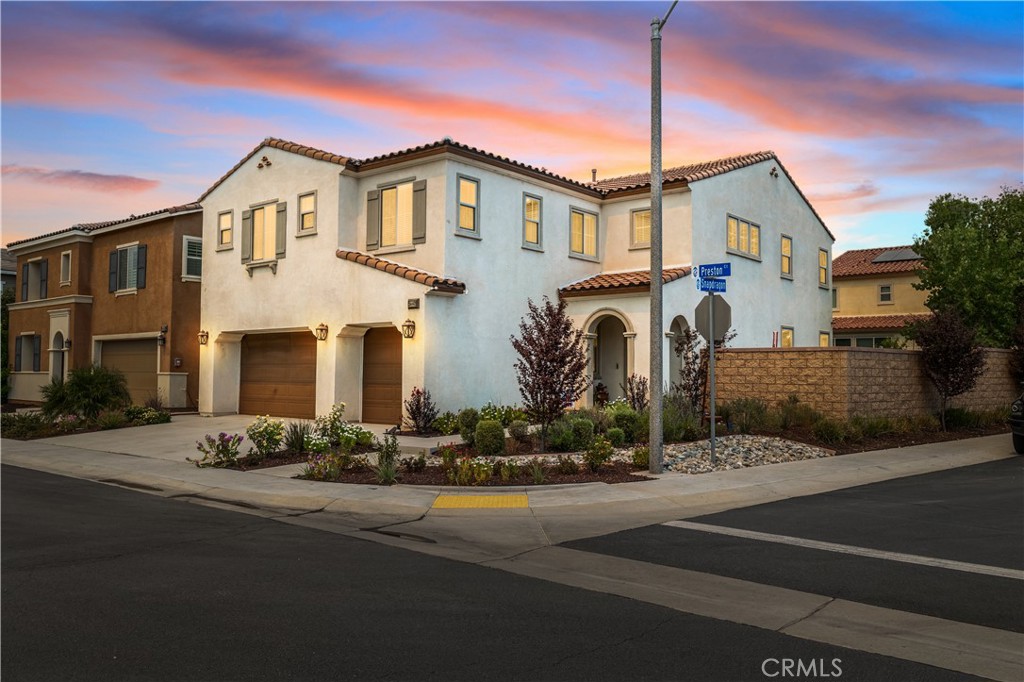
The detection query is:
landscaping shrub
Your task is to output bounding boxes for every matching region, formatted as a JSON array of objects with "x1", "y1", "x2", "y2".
[
  {"x1": 622, "y1": 373, "x2": 650, "y2": 412},
  {"x1": 584, "y1": 435, "x2": 613, "y2": 472},
  {"x1": 941, "y1": 407, "x2": 984, "y2": 431},
  {"x1": 458, "y1": 407, "x2": 480, "y2": 446},
  {"x1": 404, "y1": 387, "x2": 439, "y2": 434},
  {"x1": 778, "y1": 396, "x2": 820, "y2": 429},
  {"x1": 1, "y1": 411, "x2": 52, "y2": 439},
  {"x1": 547, "y1": 418, "x2": 577, "y2": 452},
  {"x1": 528, "y1": 458, "x2": 546, "y2": 484},
  {"x1": 727, "y1": 398, "x2": 768, "y2": 434},
  {"x1": 371, "y1": 434, "x2": 400, "y2": 485},
  {"x1": 314, "y1": 402, "x2": 348, "y2": 445},
  {"x1": 124, "y1": 405, "x2": 171, "y2": 425},
  {"x1": 480, "y1": 402, "x2": 527, "y2": 427},
  {"x1": 508, "y1": 419, "x2": 530, "y2": 445},
  {"x1": 812, "y1": 418, "x2": 846, "y2": 445},
  {"x1": 571, "y1": 406, "x2": 611, "y2": 434},
  {"x1": 611, "y1": 408, "x2": 641, "y2": 443},
  {"x1": 40, "y1": 378, "x2": 75, "y2": 420},
  {"x1": 570, "y1": 418, "x2": 595, "y2": 449},
  {"x1": 301, "y1": 452, "x2": 352, "y2": 481},
  {"x1": 475, "y1": 419, "x2": 506, "y2": 456},
  {"x1": 850, "y1": 415, "x2": 896, "y2": 439},
  {"x1": 400, "y1": 453, "x2": 427, "y2": 472},
  {"x1": 52, "y1": 413, "x2": 82, "y2": 434},
  {"x1": 337, "y1": 422, "x2": 374, "y2": 449},
  {"x1": 663, "y1": 402, "x2": 701, "y2": 443},
  {"x1": 438, "y1": 443, "x2": 459, "y2": 476},
  {"x1": 96, "y1": 410, "x2": 128, "y2": 430},
  {"x1": 631, "y1": 445, "x2": 650, "y2": 469},
  {"x1": 606, "y1": 427, "x2": 626, "y2": 447},
  {"x1": 189, "y1": 433, "x2": 244, "y2": 468},
  {"x1": 499, "y1": 459, "x2": 520, "y2": 482},
  {"x1": 556, "y1": 455, "x2": 579, "y2": 475},
  {"x1": 44, "y1": 365, "x2": 131, "y2": 421},
  {"x1": 304, "y1": 433, "x2": 331, "y2": 455},
  {"x1": 284, "y1": 420, "x2": 312, "y2": 453},
  {"x1": 635, "y1": 408, "x2": 651, "y2": 444},
  {"x1": 246, "y1": 415, "x2": 285, "y2": 462},
  {"x1": 431, "y1": 411, "x2": 459, "y2": 436}
]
